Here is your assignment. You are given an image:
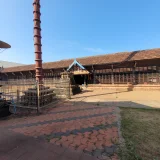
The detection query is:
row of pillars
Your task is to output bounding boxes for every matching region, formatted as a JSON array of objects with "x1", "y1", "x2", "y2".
[{"x1": 93, "y1": 63, "x2": 137, "y2": 84}]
